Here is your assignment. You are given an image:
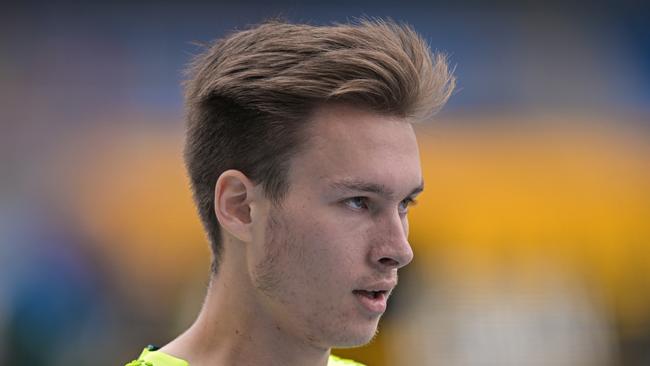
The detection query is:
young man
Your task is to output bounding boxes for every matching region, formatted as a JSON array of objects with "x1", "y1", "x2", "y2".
[{"x1": 126, "y1": 19, "x2": 454, "y2": 366}]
